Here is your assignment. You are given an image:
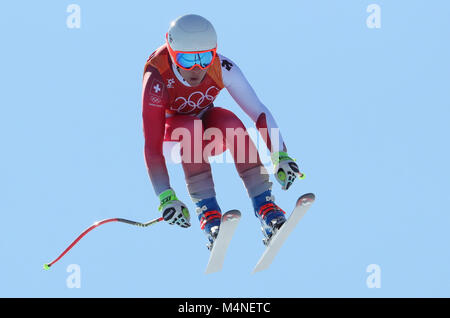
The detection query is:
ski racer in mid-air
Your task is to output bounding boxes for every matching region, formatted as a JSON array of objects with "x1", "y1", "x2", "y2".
[{"x1": 142, "y1": 14, "x2": 303, "y2": 249}]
